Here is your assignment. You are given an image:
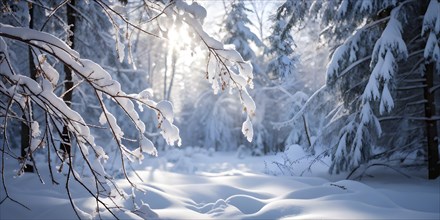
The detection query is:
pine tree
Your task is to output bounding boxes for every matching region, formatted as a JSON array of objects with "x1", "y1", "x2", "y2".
[
  {"x1": 21, "y1": 3, "x2": 36, "y2": 173},
  {"x1": 251, "y1": 0, "x2": 311, "y2": 155},
  {"x1": 421, "y1": 0, "x2": 440, "y2": 179},
  {"x1": 223, "y1": 1, "x2": 264, "y2": 62},
  {"x1": 58, "y1": 0, "x2": 76, "y2": 164},
  {"x1": 265, "y1": 0, "x2": 308, "y2": 81},
  {"x1": 314, "y1": 0, "x2": 440, "y2": 178}
]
